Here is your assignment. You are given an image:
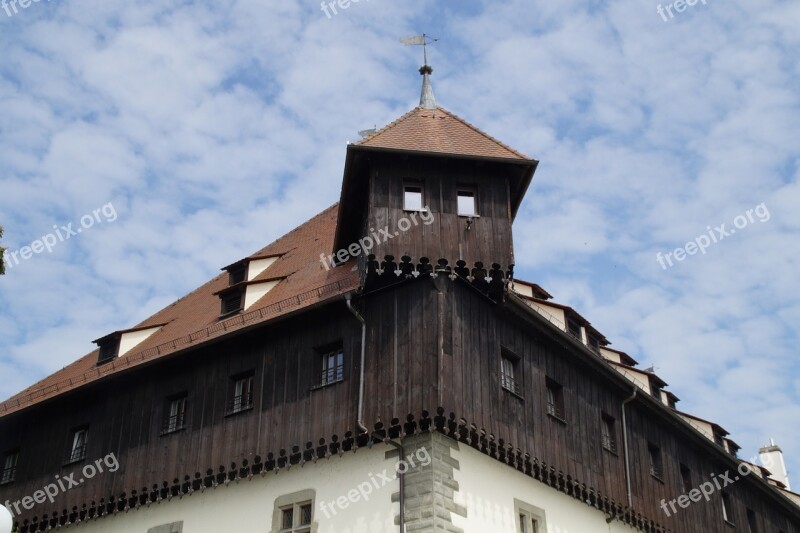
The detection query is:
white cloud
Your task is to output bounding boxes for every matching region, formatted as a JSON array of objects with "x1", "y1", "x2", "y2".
[{"x1": 0, "y1": 0, "x2": 798, "y2": 491}]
